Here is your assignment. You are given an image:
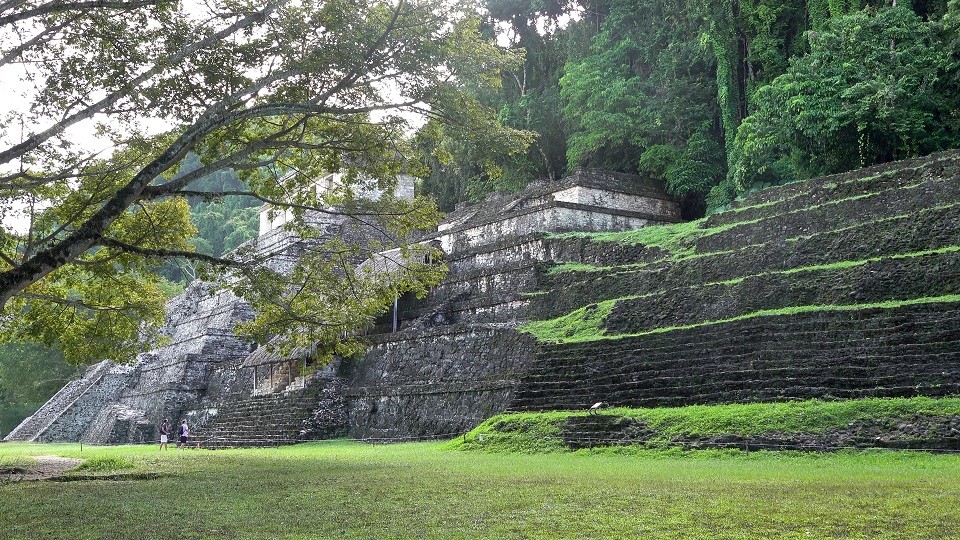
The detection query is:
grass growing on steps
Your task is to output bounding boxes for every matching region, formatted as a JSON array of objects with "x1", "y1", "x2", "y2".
[
  {"x1": 520, "y1": 293, "x2": 960, "y2": 344},
  {"x1": 518, "y1": 298, "x2": 619, "y2": 343},
  {"x1": 3, "y1": 439, "x2": 960, "y2": 538},
  {"x1": 709, "y1": 245, "x2": 960, "y2": 286},
  {"x1": 450, "y1": 397, "x2": 960, "y2": 454},
  {"x1": 546, "y1": 261, "x2": 608, "y2": 274},
  {"x1": 719, "y1": 152, "x2": 957, "y2": 215},
  {"x1": 550, "y1": 219, "x2": 703, "y2": 258},
  {"x1": 550, "y1": 174, "x2": 957, "y2": 265}
]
